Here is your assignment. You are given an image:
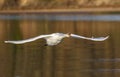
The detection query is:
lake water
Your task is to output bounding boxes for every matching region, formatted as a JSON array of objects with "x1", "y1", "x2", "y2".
[{"x1": 0, "y1": 14, "x2": 120, "y2": 77}]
